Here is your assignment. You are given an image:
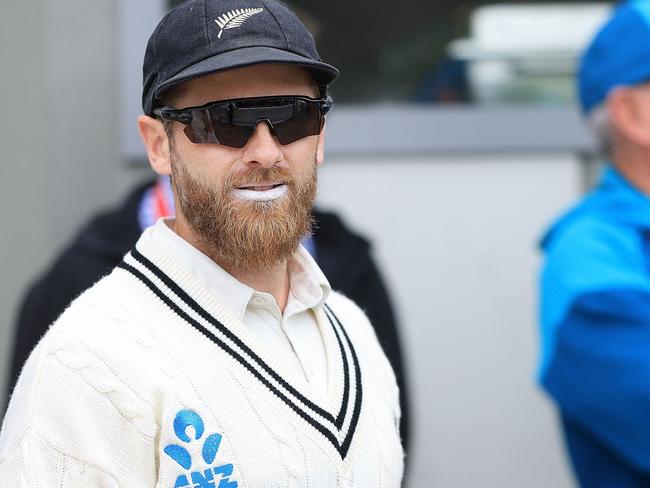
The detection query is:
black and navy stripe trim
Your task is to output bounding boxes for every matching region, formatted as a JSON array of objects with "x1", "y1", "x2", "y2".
[
  {"x1": 324, "y1": 303, "x2": 363, "y2": 458},
  {"x1": 117, "y1": 249, "x2": 362, "y2": 459}
]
